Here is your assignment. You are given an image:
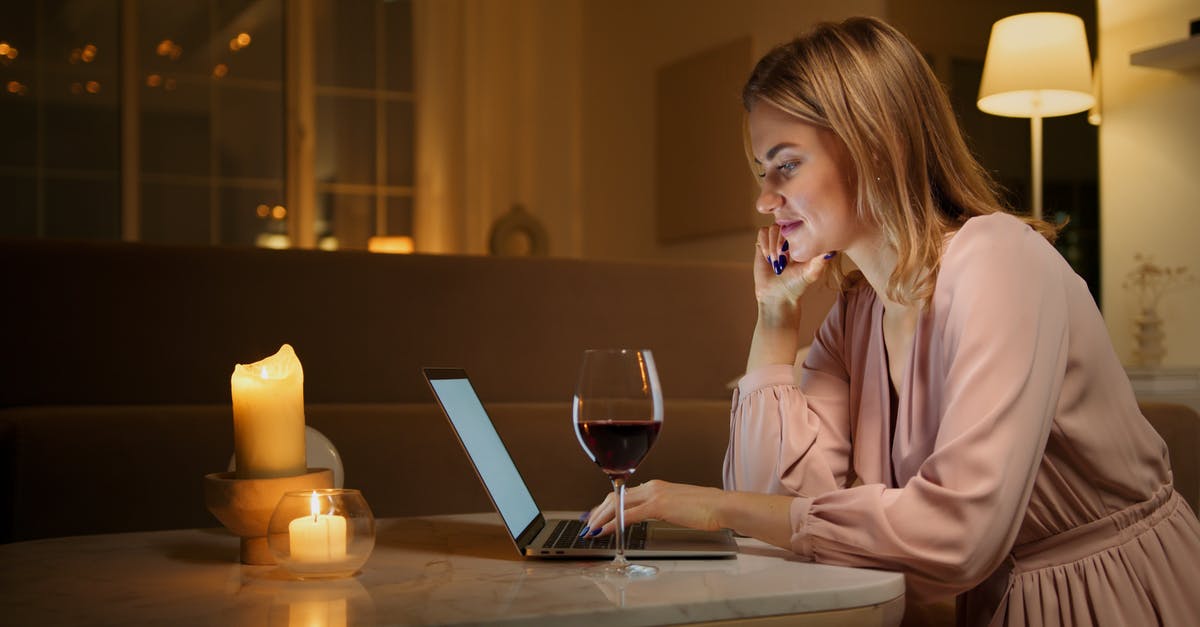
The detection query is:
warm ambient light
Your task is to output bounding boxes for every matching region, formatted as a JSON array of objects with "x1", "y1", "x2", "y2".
[
  {"x1": 367, "y1": 236, "x2": 415, "y2": 254},
  {"x1": 288, "y1": 491, "x2": 347, "y2": 563},
  {"x1": 230, "y1": 33, "x2": 252, "y2": 52},
  {"x1": 978, "y1": 12, "x2": 1094, "y2": 220},
  {"x1": 229, "y1": 344, "x2": 307, "y2": 479},
  {"x1": 978, "y1": 13, "x2": 1094, "y2": 118},
  {"x1": 156, "y1": 39, "x2": 182, "y2": 60}
]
